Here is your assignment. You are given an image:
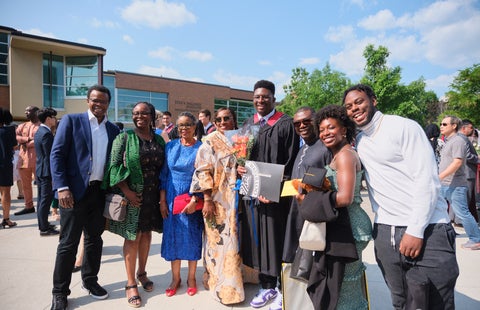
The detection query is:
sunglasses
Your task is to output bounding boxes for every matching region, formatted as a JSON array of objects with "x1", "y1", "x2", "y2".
[
  {"x1": 293, "y1": 118, "x2": 312, "y2": 128},
  {"x1": 440, "y1": 123, "x2": 450, "y2": 127},
  {"x1": 214, "y1": 116, "x2": 231, "y2": 123}
]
